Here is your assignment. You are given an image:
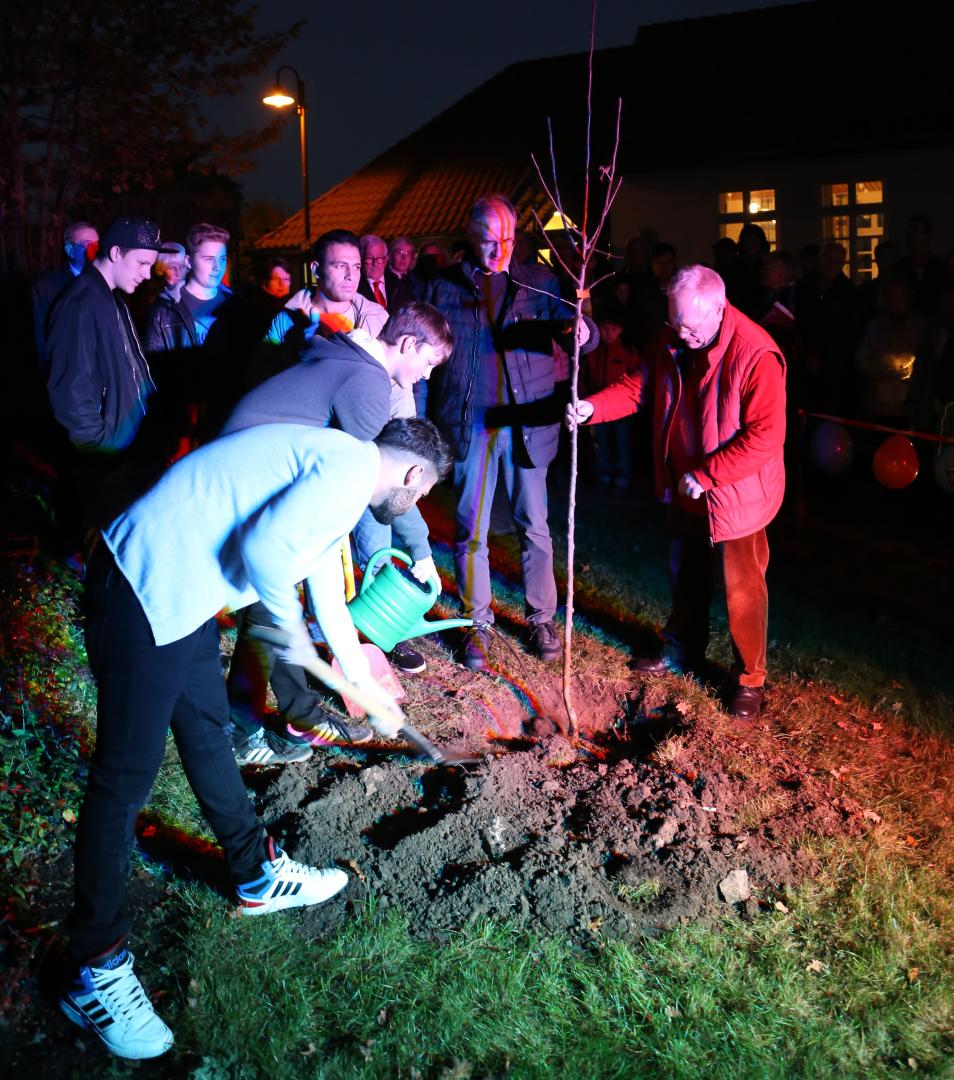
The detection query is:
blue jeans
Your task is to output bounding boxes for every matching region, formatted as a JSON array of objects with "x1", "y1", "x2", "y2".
[{"x1": 453, "y1": 425, "x2": 557, "y2": 625}]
